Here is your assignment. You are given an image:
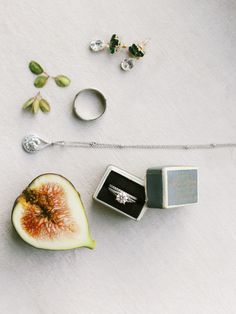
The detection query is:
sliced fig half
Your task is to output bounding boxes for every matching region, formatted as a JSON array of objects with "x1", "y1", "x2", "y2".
[{"x1": 12, "y1": 174, "x2": 95, "y2": 250}]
